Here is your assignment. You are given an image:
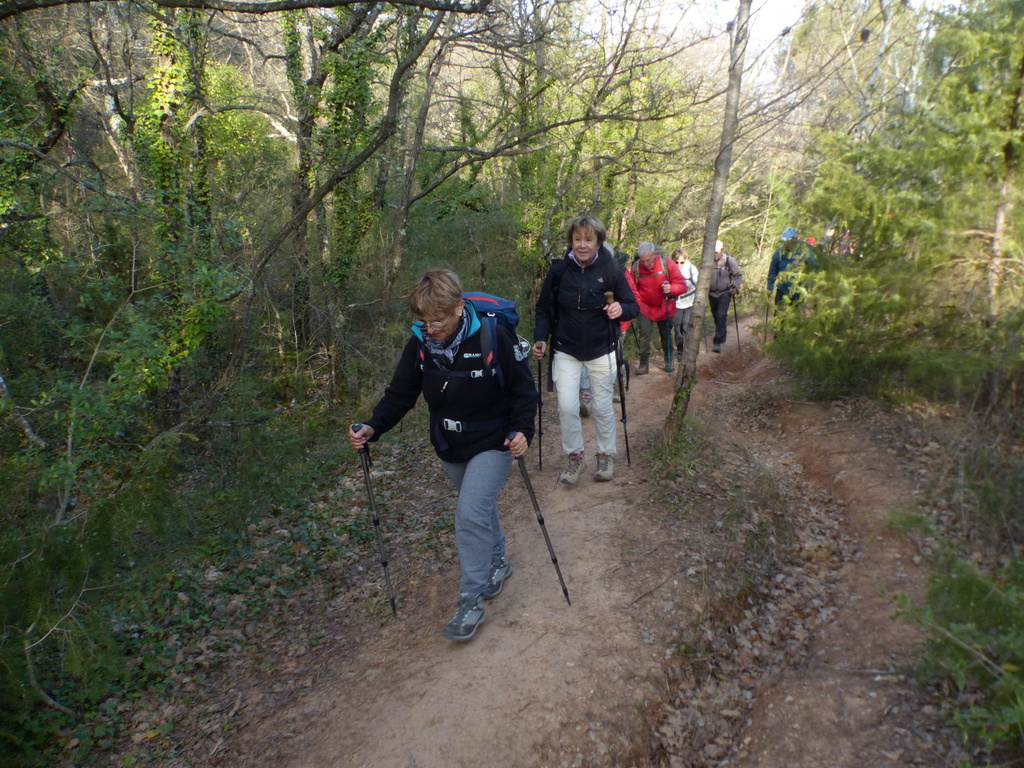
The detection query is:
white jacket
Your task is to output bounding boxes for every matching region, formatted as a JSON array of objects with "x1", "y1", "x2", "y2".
[{"x1": 674, "y1": 260, "x2": 700, "y2": 310}]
